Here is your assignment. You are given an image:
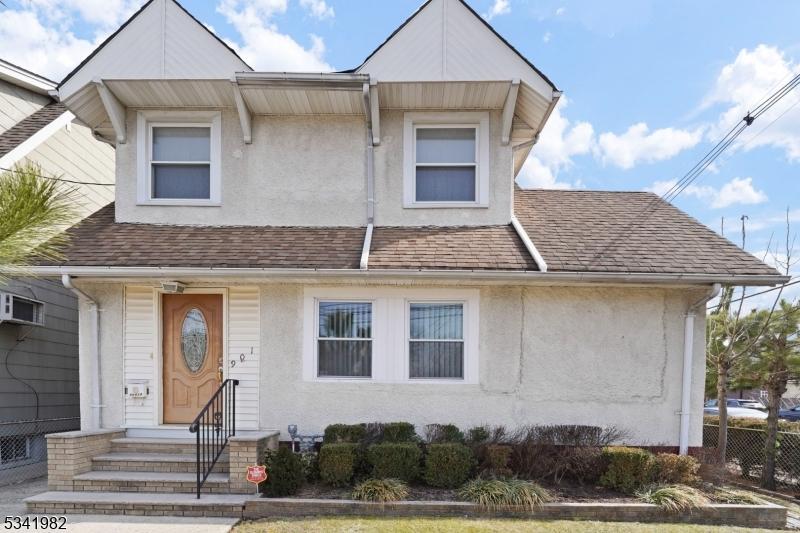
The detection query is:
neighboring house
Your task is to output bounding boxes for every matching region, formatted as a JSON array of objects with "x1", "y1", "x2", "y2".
[
  {"x1": 0, "y1": 59, "x2": 115, "y2": 484},
  {"x1": 24, "y1": 0, "x2": 785, "y2": 510}
]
